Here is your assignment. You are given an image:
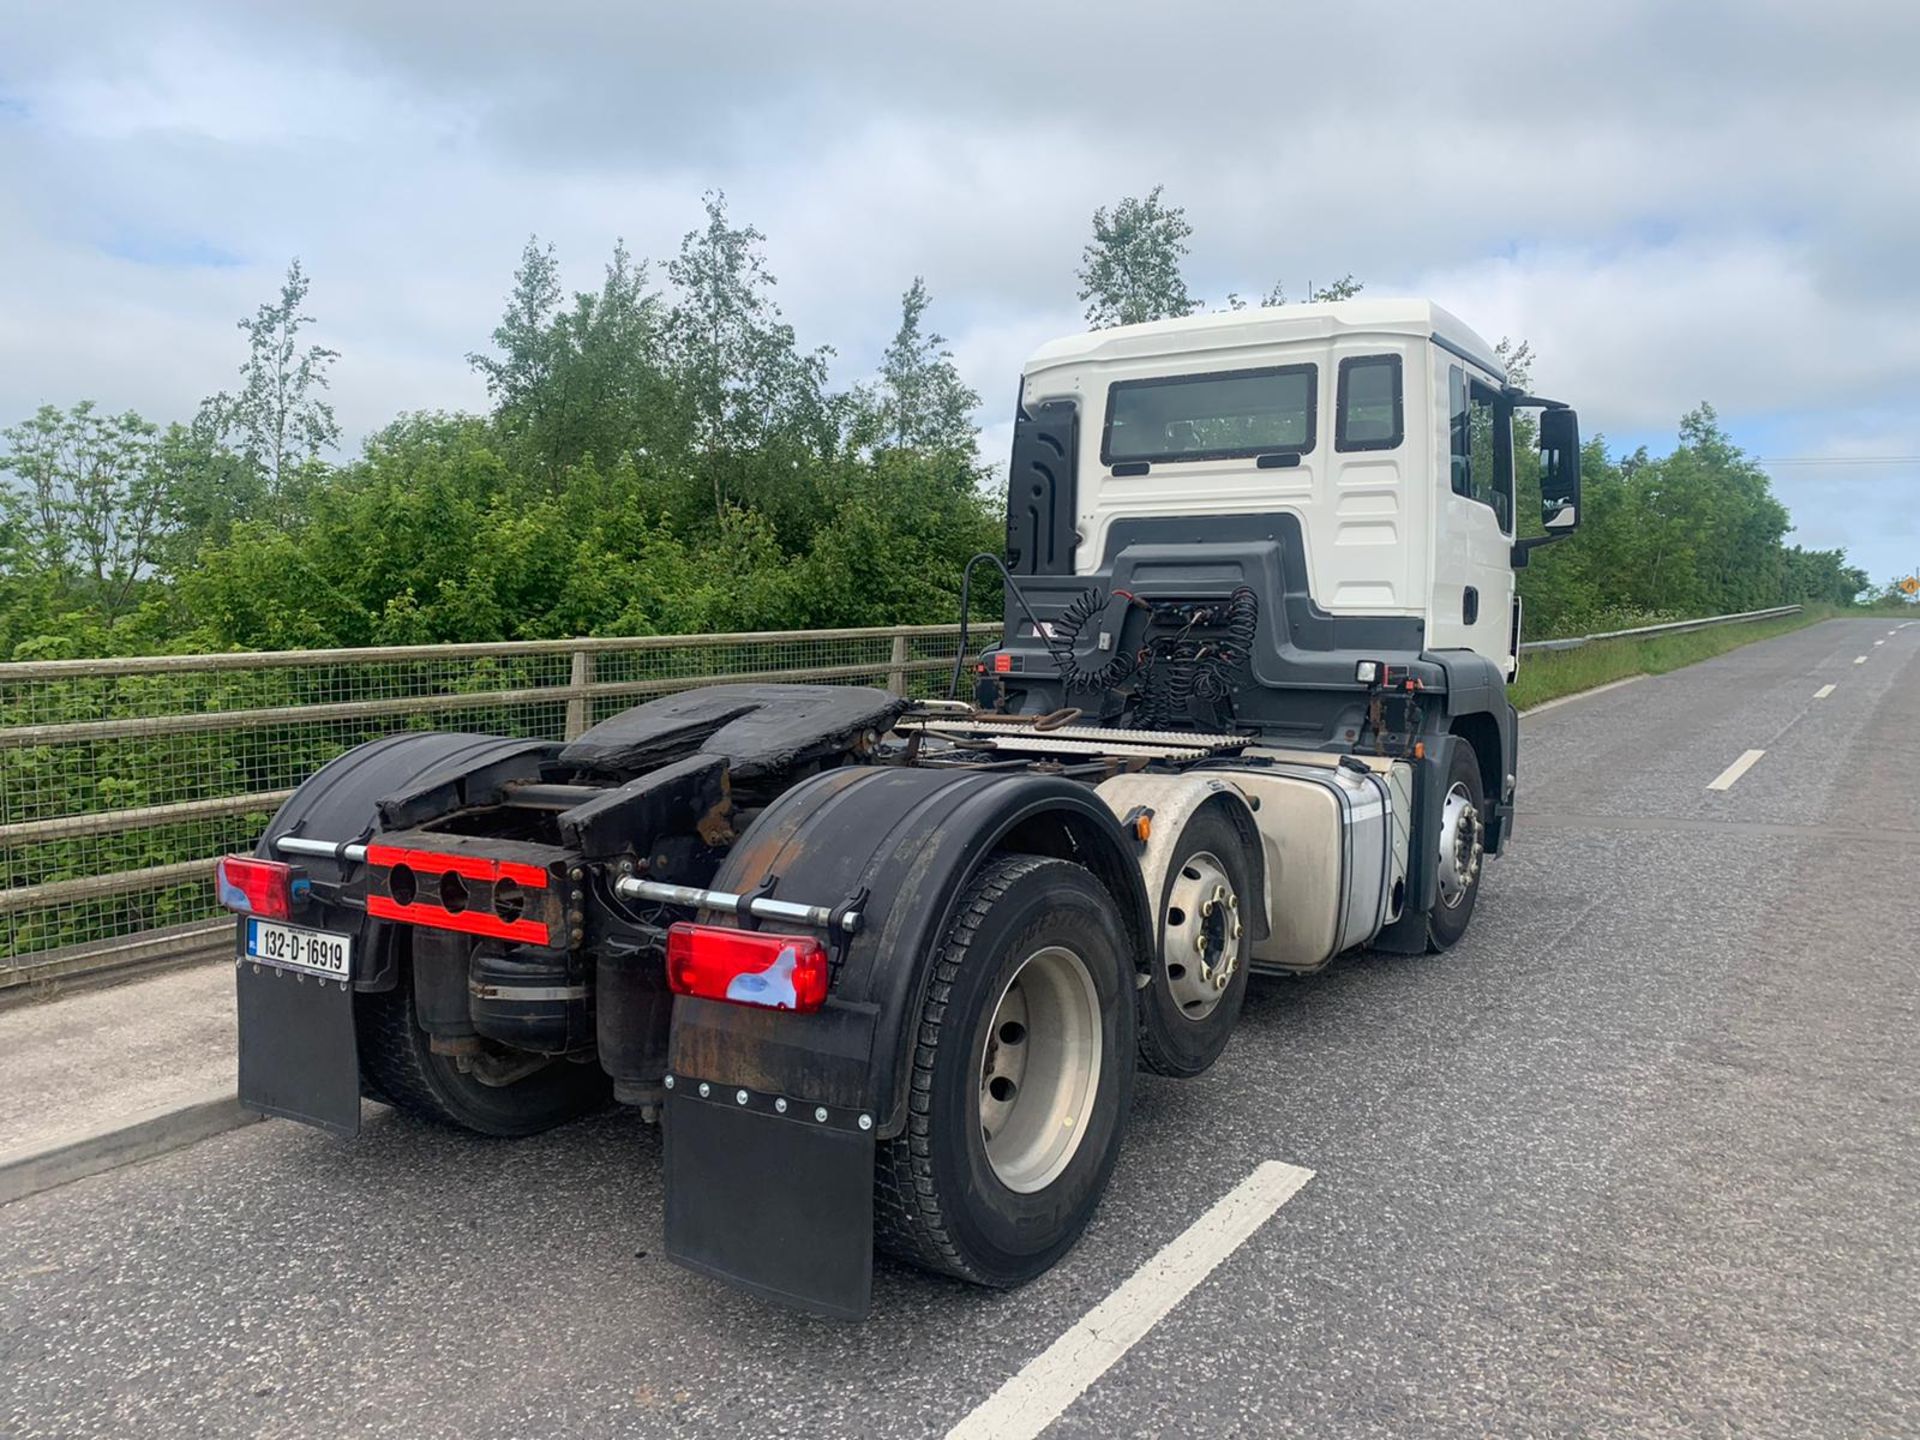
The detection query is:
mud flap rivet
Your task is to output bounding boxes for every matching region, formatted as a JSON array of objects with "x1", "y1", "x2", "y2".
[
  {"x1": 775, "y1": 1098, "x2": 788, "y2": 1114},
  {"x1": 858, "y1": 1114, "x2": 873, "y2": 1131},
  {"x1": 736, "y1": 1089, "x2": 749, "y2": 1105},
  {"x1": 698, "y1": 1082, "x2": 711, "y2": 1098},
  {"x1": 663, "y1": 1074, "x2": 675, "y2": 1090},
  {"x1": 814, "y1": 1107, "x2": 829, "y2": 1123}
]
